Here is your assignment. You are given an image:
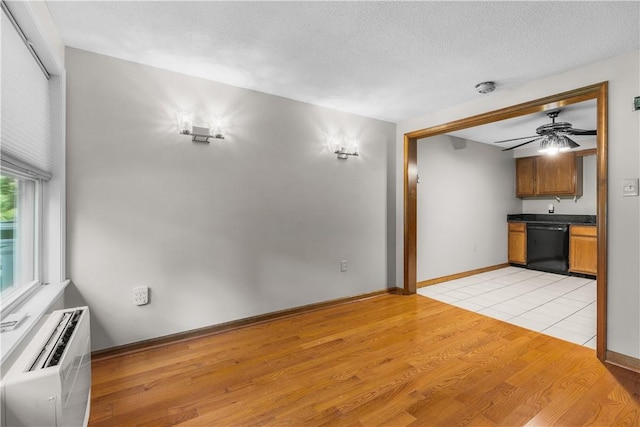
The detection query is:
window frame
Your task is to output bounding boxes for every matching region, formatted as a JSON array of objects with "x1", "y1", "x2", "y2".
[{"x1": 0, "y1": 161, "x2": 46, "y2": 316}]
